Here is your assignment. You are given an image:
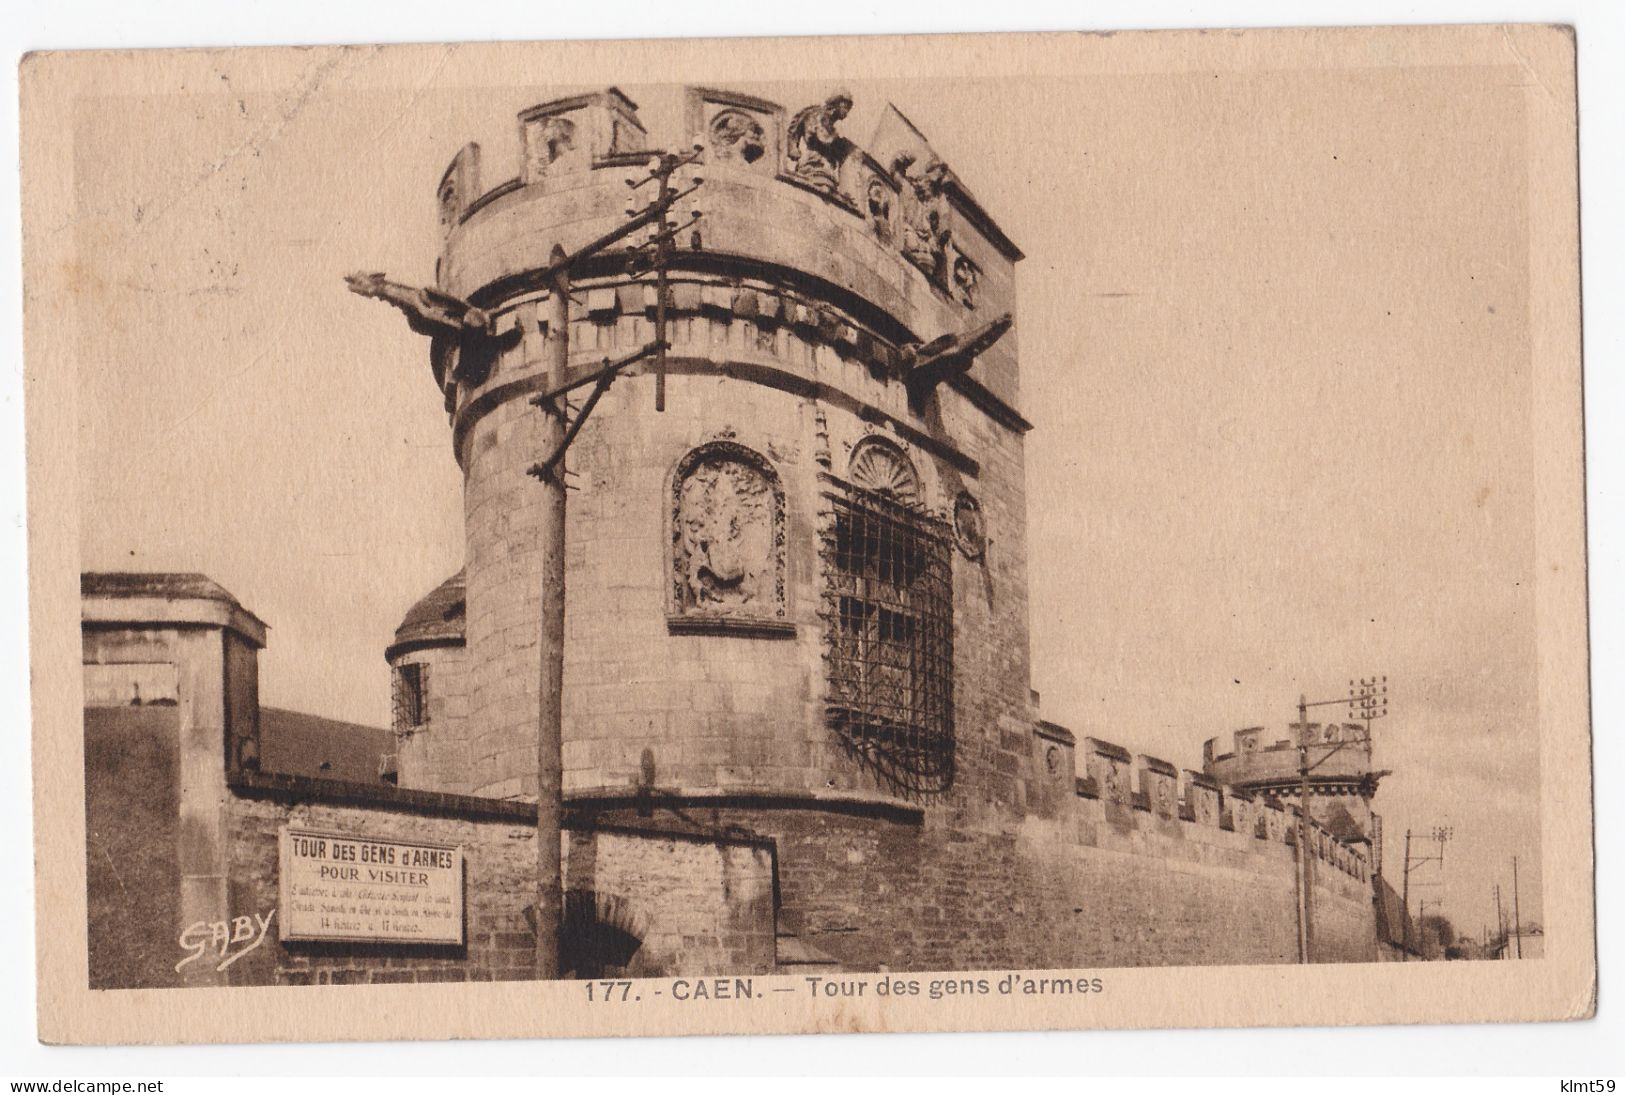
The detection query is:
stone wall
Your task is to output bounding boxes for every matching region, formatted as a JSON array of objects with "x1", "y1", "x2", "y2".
[
  {"x1": 85, "y1": 706, "x2": 182, "y2": 989},
  {"x1": 586, "y1": 762, "x2": 1376, "y2": 975},
  {"x1": 217, "y1": 778, "x2": 777, "y2": 987}
]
